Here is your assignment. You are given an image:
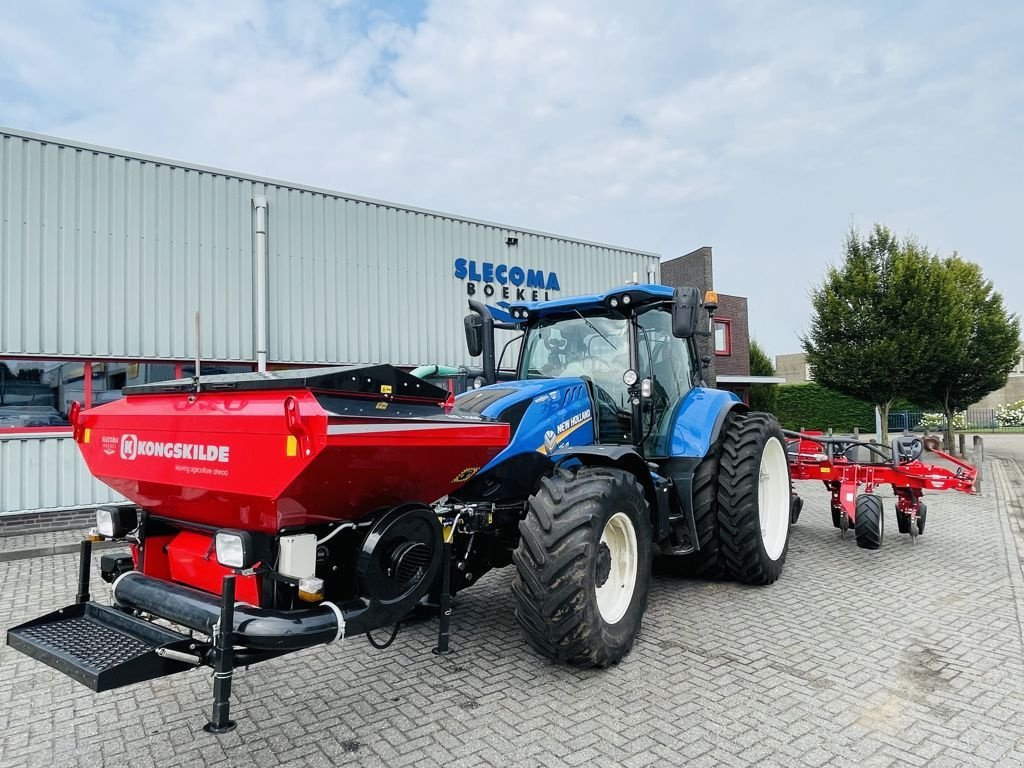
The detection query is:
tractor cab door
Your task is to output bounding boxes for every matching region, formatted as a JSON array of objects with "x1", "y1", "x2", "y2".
[{"x1": 636, "y1": 307, "x2": 696, "y2": 457}]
